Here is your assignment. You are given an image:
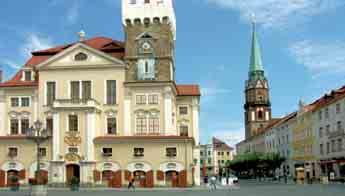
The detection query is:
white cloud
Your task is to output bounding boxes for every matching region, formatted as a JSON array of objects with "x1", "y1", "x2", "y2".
[
  {"x1": 212, "y1": 122, "x2": 245, "y2": 150},
  {"x1": 0, "y1": 59, "x2": 20, "y2": 69},
  {"x1": 201, "y1": 87, "x2": 231, "y2": 97},
  {"x1": 206, "y1": 0, "x2": 344, "y2": 28},
  {"x1": 289, "y1": 40, "x2": 345, "y2": 76},
  {"x1": 20, "y1": 33, "x2": 53, "y2": 58}
]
